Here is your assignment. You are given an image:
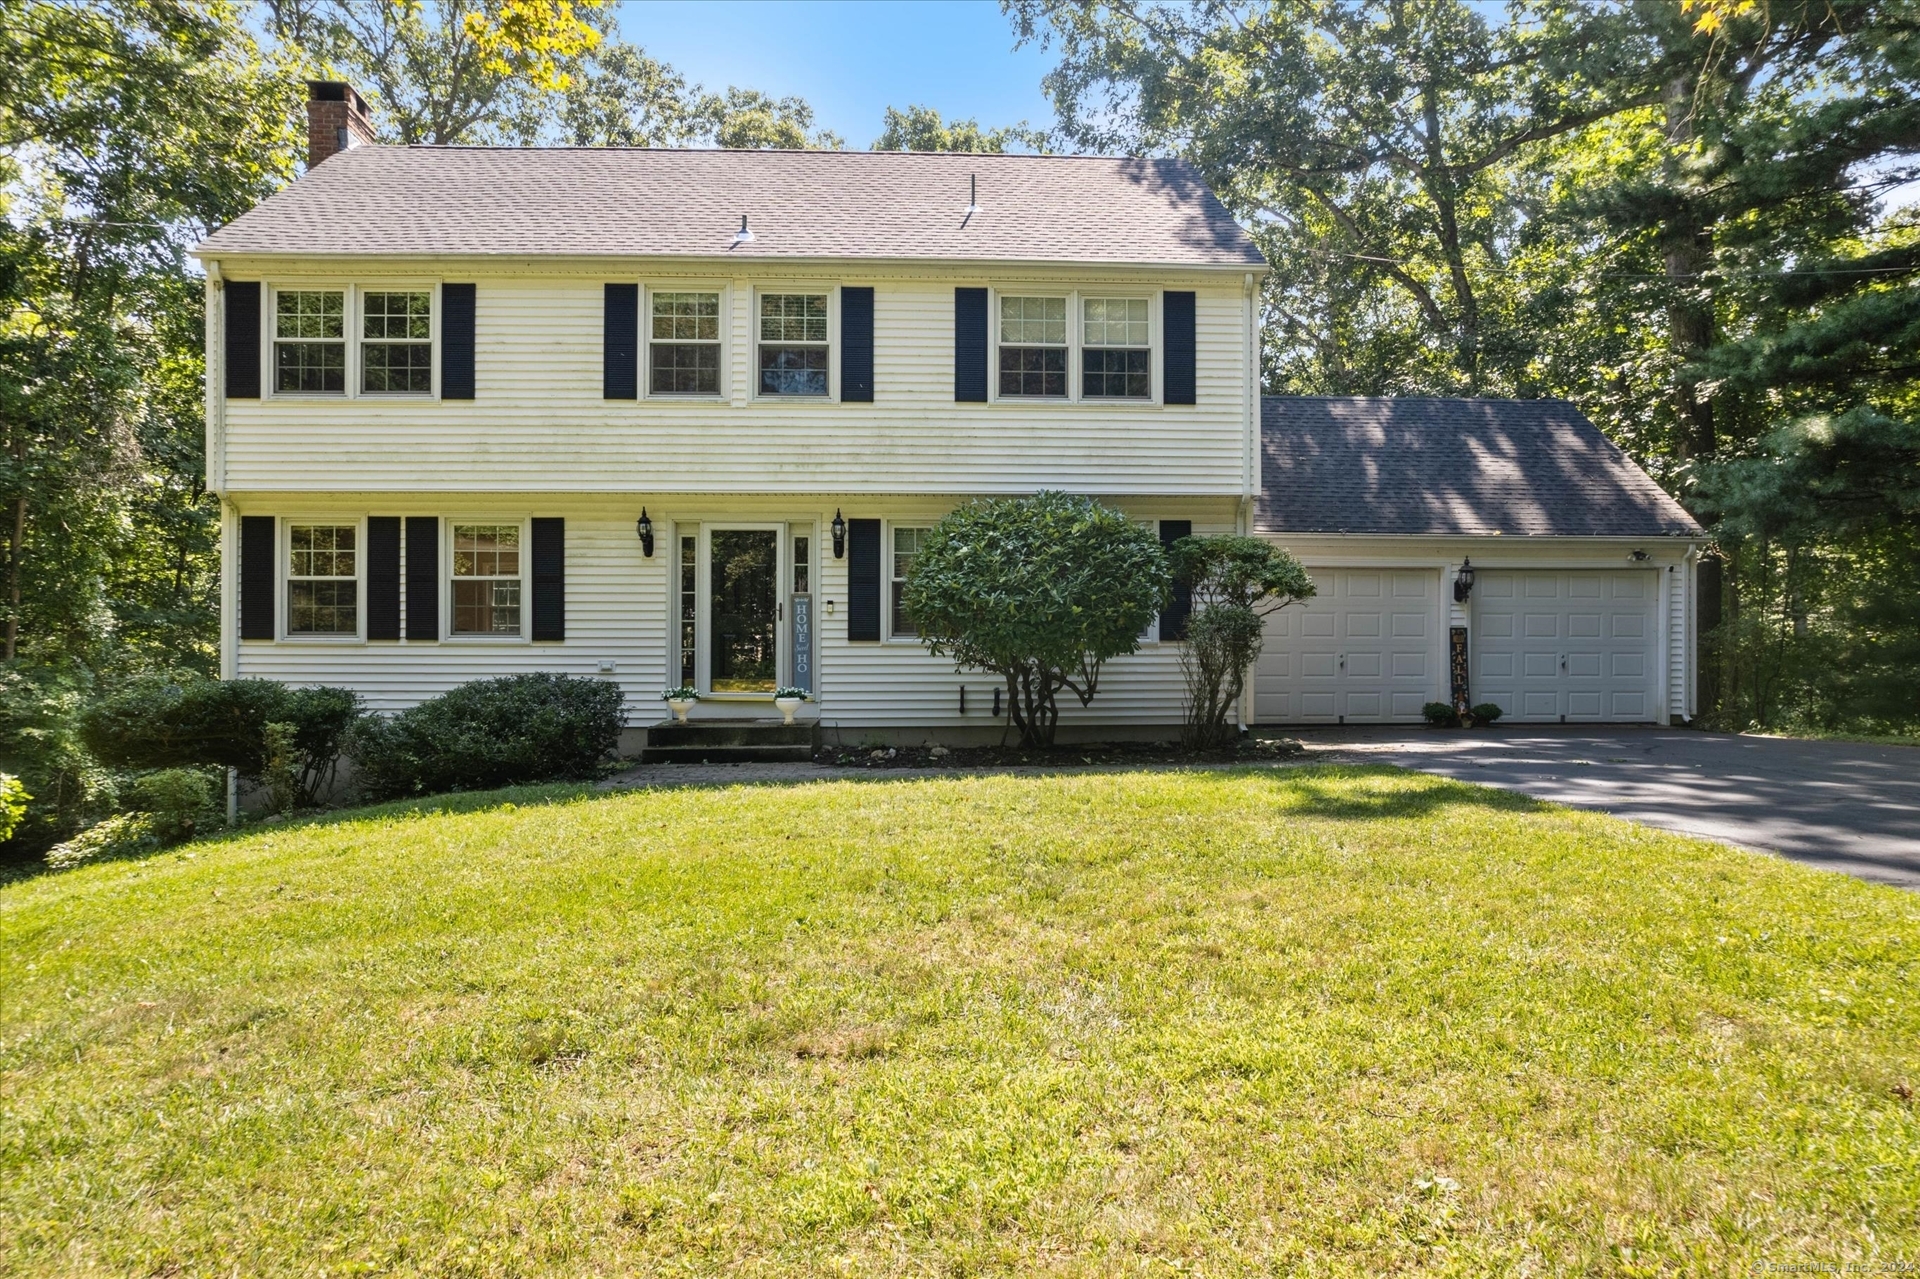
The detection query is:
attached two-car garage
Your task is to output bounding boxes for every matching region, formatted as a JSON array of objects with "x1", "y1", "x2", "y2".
[{"x1": 1251, "y1": 396, "x2": 1702, "y2": 727}]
